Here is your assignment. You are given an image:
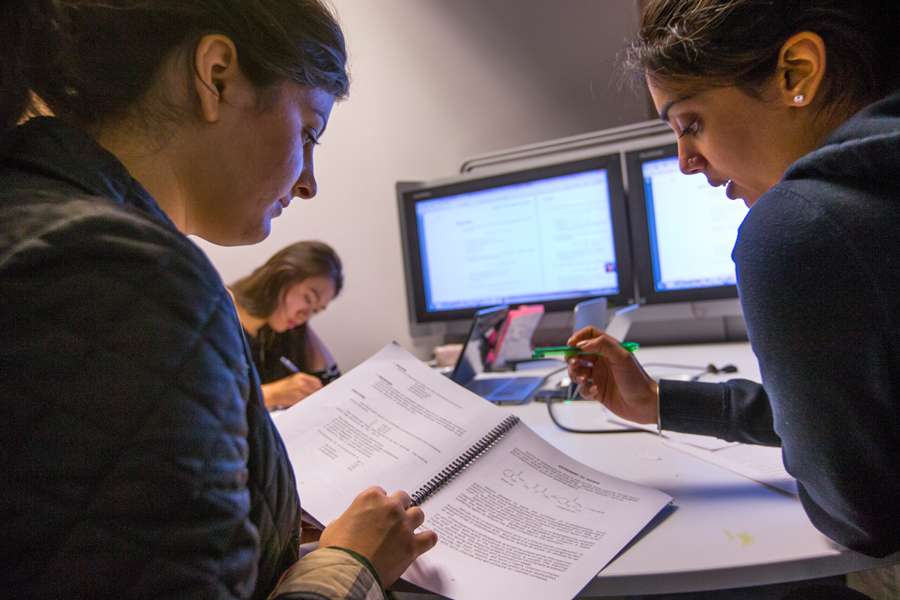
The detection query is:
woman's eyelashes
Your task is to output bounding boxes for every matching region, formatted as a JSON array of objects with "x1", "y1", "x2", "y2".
[
  {"x1": 678, "y1": 119, "x2": 700, "y2": 138},
  {"x1": 303, "y1": 129, "x2": 320, "y2": 147},
  {"x1": 303, "y1": 293, "x2": 321, "y2": 314}
]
